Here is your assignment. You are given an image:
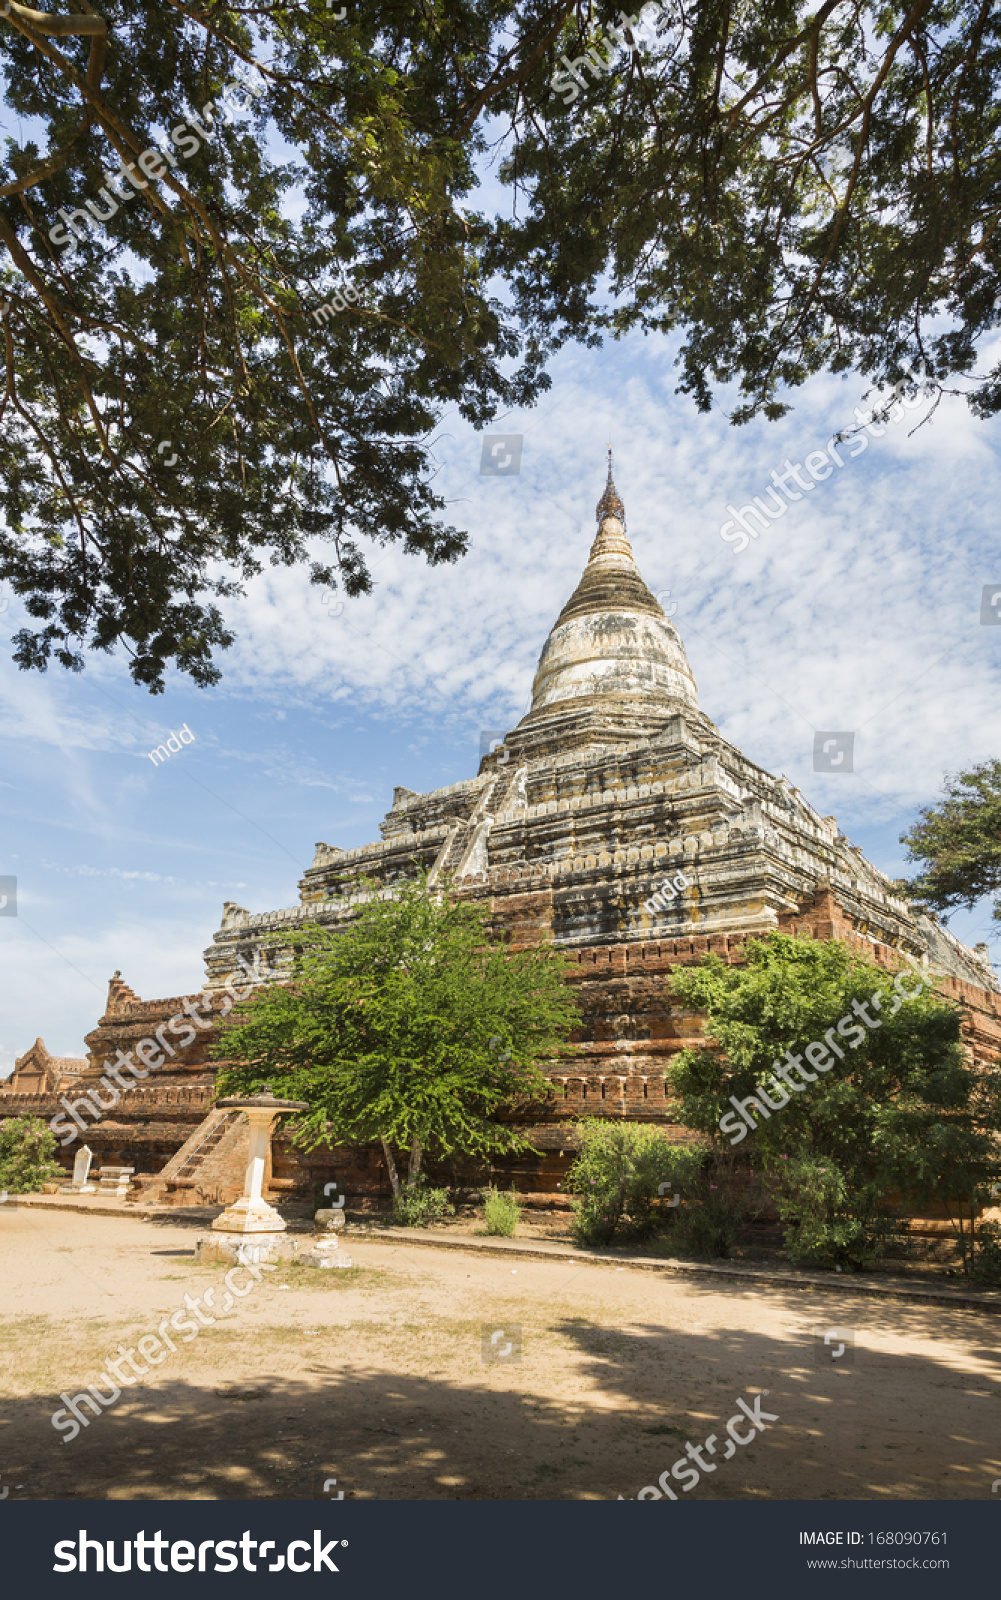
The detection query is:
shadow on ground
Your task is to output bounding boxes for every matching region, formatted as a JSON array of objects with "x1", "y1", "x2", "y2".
[{"x1": 2, "y1": 1291, "x2": 999, "y2": 1502}]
